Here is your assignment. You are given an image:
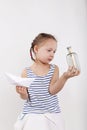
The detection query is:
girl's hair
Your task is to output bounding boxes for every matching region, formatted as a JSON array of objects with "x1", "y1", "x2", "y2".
[{"x1": 30, "y1": 33, "x2": 57, "y2": 61}]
